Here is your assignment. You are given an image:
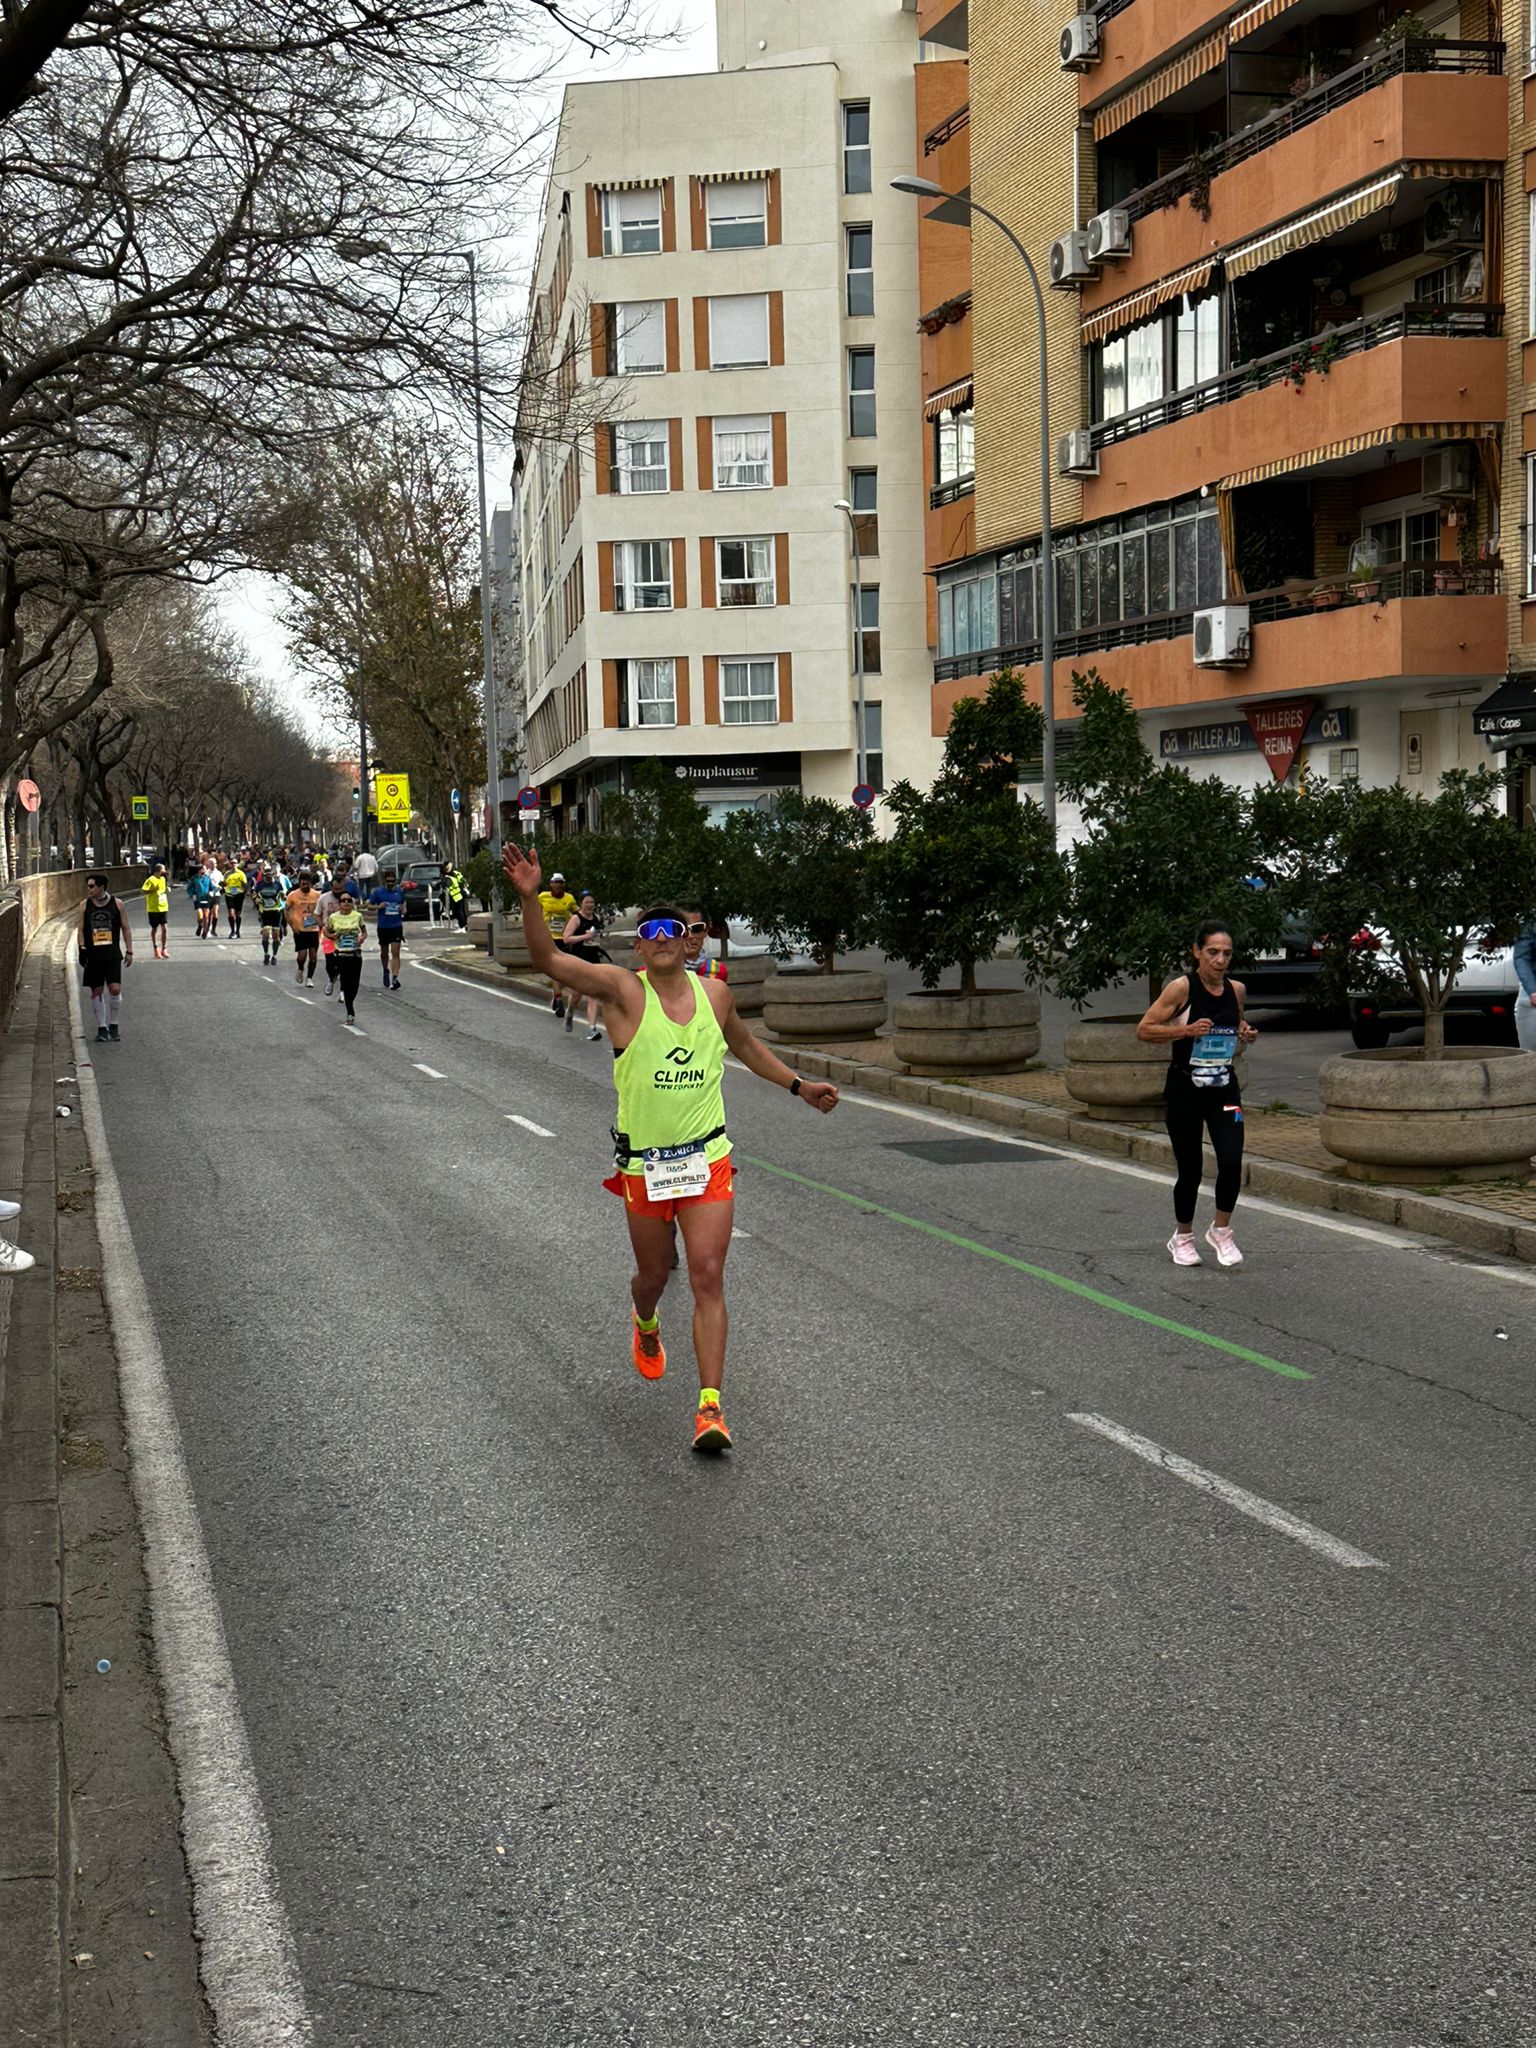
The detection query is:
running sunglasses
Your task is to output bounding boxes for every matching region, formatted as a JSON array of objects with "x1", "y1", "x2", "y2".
[
  {"x1": 684, "y1": 921, "x2": 708, "y2": 936},
  {"x1": 636, "y1": 917, "x2": 686, "y2": 942}
]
